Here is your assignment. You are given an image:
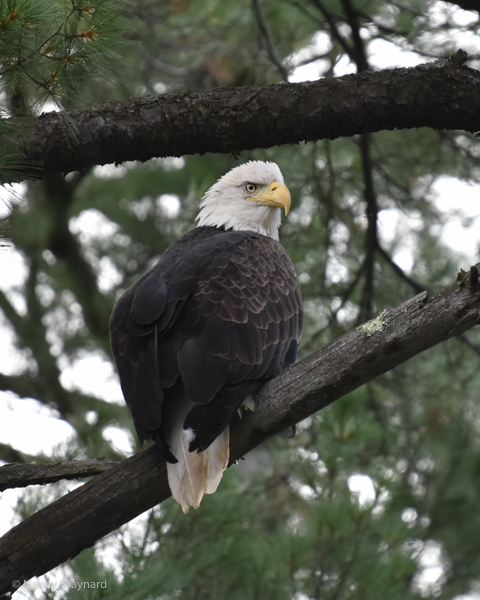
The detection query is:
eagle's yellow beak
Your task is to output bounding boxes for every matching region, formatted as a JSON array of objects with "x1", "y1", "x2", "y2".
[{"x1": 247, "y1": 182, "x2": 291, "y2": 215}]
